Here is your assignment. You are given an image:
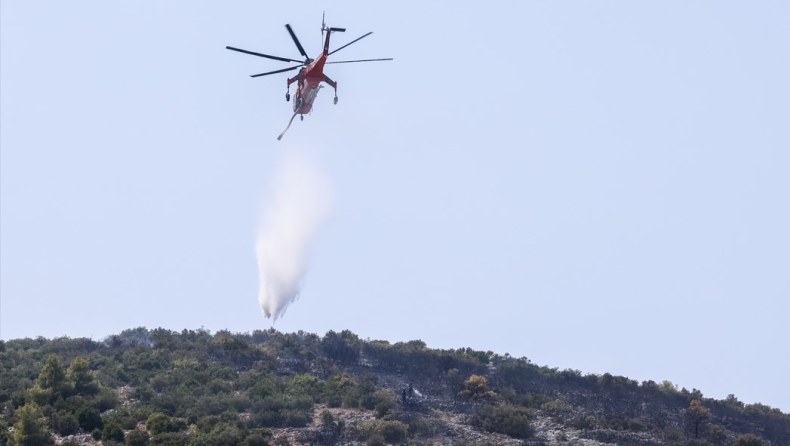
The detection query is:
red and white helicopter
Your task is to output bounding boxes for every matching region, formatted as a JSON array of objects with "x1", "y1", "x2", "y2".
[{"x1": 227, "y1": 14, "x2": 393, "y2": 140}]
